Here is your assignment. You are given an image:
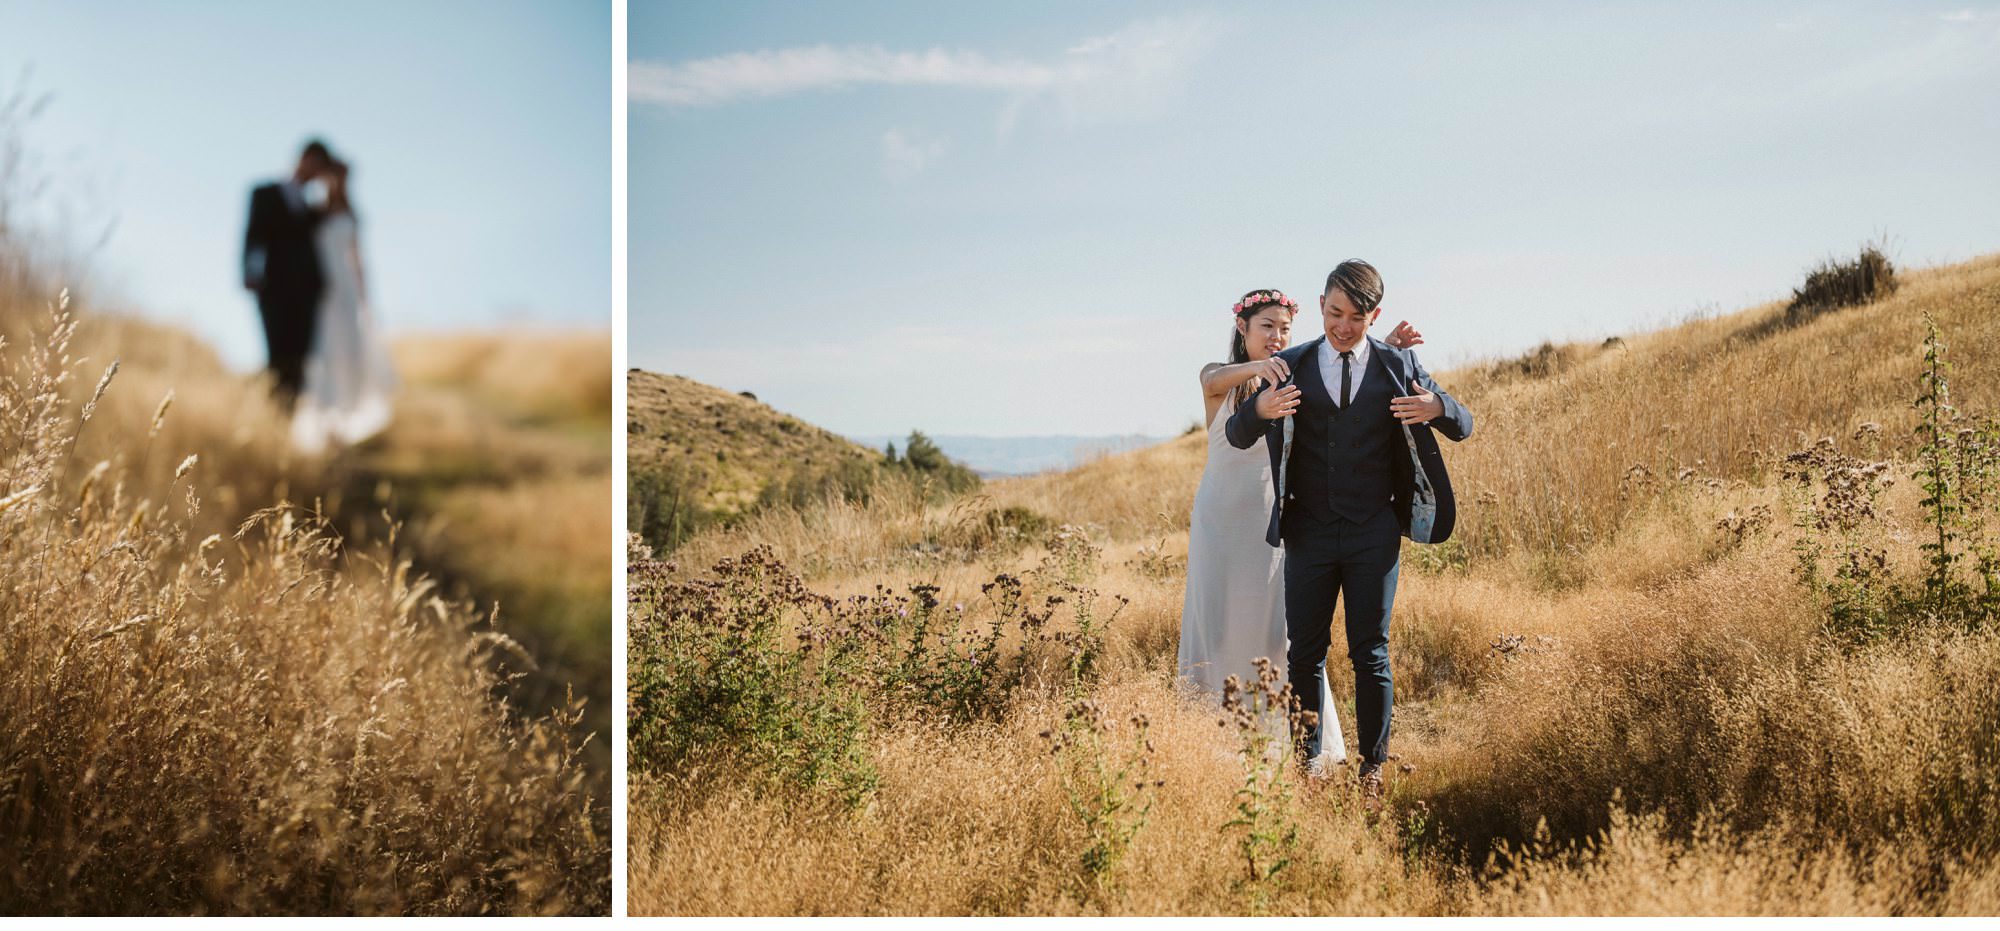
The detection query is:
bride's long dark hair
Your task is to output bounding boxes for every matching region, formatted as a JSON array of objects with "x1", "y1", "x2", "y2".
[{"x1": 324, "y1": 159, "x2": 356, "y2": 217}]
